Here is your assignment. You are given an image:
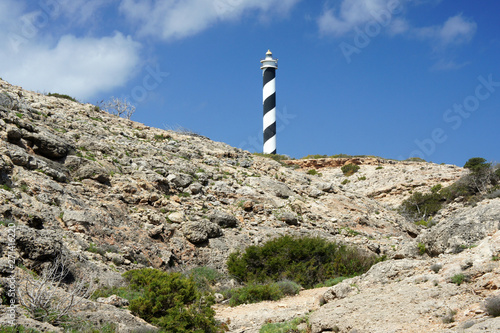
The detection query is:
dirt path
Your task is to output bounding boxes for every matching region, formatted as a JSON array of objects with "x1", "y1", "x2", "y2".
[{"x1": 214, "y1": 287, "x2": 329, "y2": 333}]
